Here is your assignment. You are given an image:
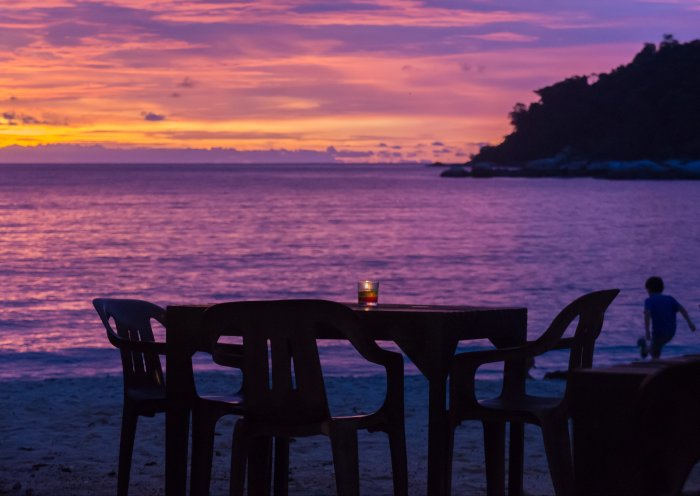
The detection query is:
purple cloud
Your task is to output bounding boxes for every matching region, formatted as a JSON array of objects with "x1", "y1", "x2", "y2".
[
  {"x1": 2, "y1": 111, "x2": 54, "y2": 125},
  {"x1": 178, "y1": 77, "x2": 195, "y2": 88},
  {"x1": 326, "y1": 146, "x2": 374, "y2": 158},
  {"x1": 142, "y1": 112, "x2": 166, "y2": 121}
]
